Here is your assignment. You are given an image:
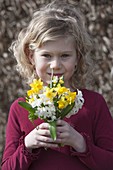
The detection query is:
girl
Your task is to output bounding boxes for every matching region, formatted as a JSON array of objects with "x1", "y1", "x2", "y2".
[{"x1": 1, "y1": 1, "x2": 113, "y2": 170}]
